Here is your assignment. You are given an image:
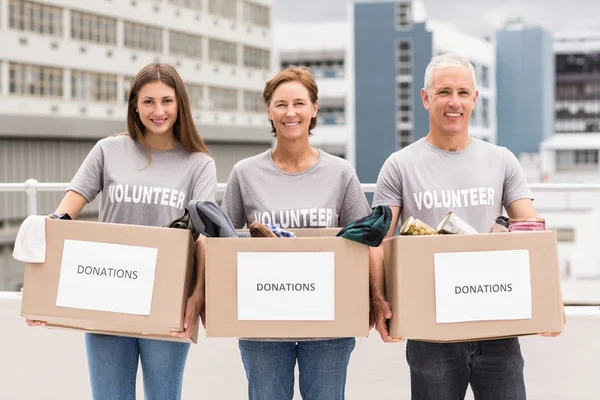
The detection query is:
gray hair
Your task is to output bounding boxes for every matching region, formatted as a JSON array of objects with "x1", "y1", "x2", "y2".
[{"x1": 424, "y1": 53, "x2": 477, "y2": 96}]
